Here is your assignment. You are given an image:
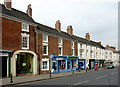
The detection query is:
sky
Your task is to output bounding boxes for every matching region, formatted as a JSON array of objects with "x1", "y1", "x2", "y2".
[{"x1": 1, "y1": 0, "x2": 119, "y2": 50}]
